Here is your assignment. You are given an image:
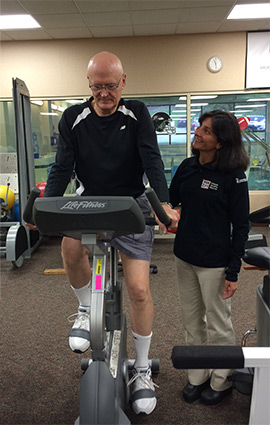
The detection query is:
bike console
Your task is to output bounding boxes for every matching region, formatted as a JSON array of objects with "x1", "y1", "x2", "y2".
[{"x1": 33, "y1": 196, "x2": 145, "y2": 240}]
